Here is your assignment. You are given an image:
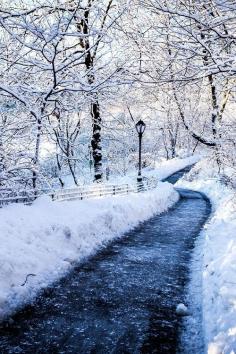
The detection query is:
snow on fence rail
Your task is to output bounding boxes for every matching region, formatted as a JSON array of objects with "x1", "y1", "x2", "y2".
[{"x1": 0, "y1": 178, "x2": 159, "y2": 207}]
